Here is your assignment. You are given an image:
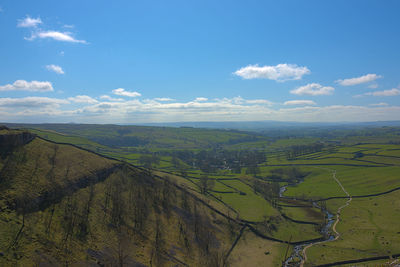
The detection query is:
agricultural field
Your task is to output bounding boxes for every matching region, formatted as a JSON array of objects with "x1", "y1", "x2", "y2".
[{"x1": 2, "y1": 123, "x2": 400, "y2": 266}]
